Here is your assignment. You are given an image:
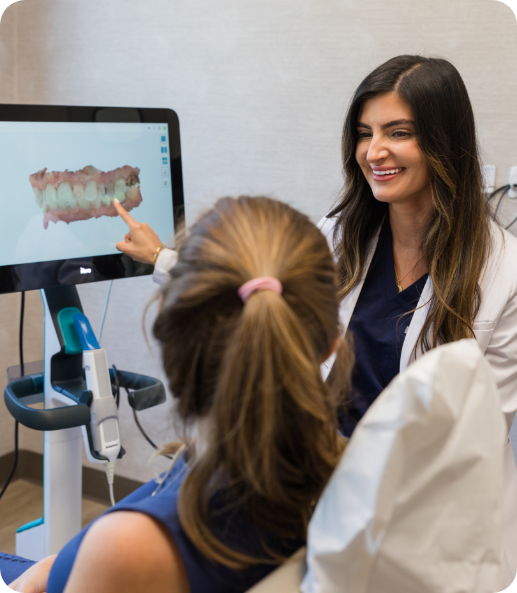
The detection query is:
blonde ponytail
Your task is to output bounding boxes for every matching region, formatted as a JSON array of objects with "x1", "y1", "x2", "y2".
[{"x1": 153, "y1": 196, "x2": 351, "y2": 568}]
